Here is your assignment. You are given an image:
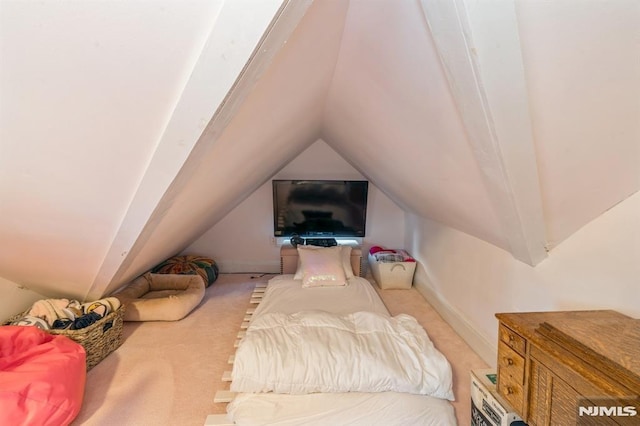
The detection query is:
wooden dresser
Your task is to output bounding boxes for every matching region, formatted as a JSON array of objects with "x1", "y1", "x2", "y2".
[{"x1": 495, "y1": 310, "x2": 640, "y2": 425}]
